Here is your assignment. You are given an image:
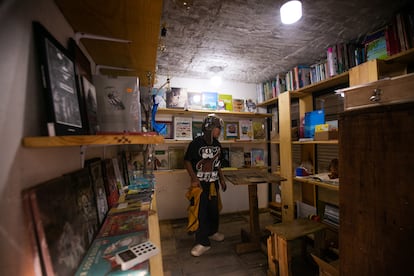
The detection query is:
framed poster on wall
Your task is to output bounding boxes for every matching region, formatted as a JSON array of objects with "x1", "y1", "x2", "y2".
[{"x1": 33, "y1": 22, "x2": 85, "y2": 136}]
